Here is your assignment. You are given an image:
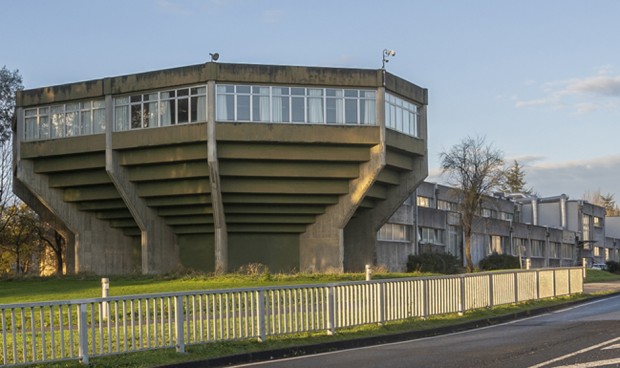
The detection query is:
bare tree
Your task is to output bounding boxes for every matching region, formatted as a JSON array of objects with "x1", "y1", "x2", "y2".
[
  {"x1": 36, "y1": 223, "x2": 65, "y2": 275},
  {"x1": 440, "y1": 136, "x2": 505, "y2": 272}
]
